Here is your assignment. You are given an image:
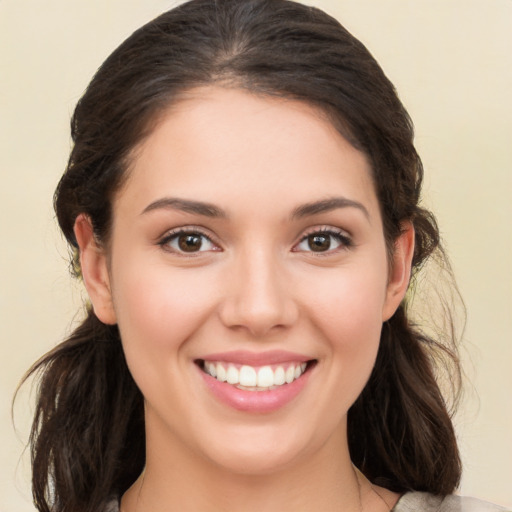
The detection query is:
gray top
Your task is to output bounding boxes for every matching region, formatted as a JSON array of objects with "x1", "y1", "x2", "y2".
[
  {"x1": 393, "y1": 492, "x2": 508, "y2": 511},
  {"x1": 106, "y1": 492, "x2": 508, "y2": 511}
]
